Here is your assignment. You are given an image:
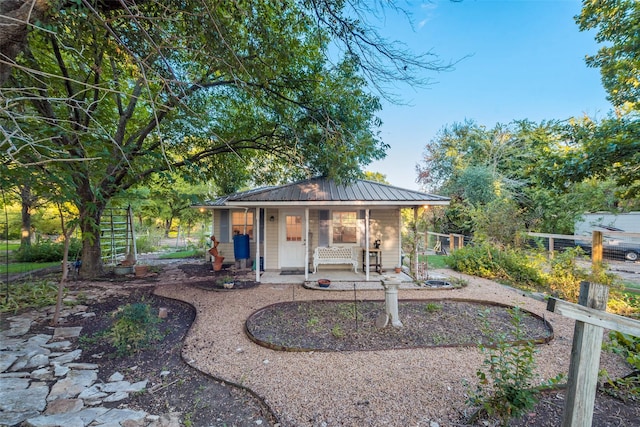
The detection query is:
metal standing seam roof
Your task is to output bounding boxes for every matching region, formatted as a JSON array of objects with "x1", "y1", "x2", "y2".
[{"x1": 196, "y1": 177, "x2": 450, "y2": 207}]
